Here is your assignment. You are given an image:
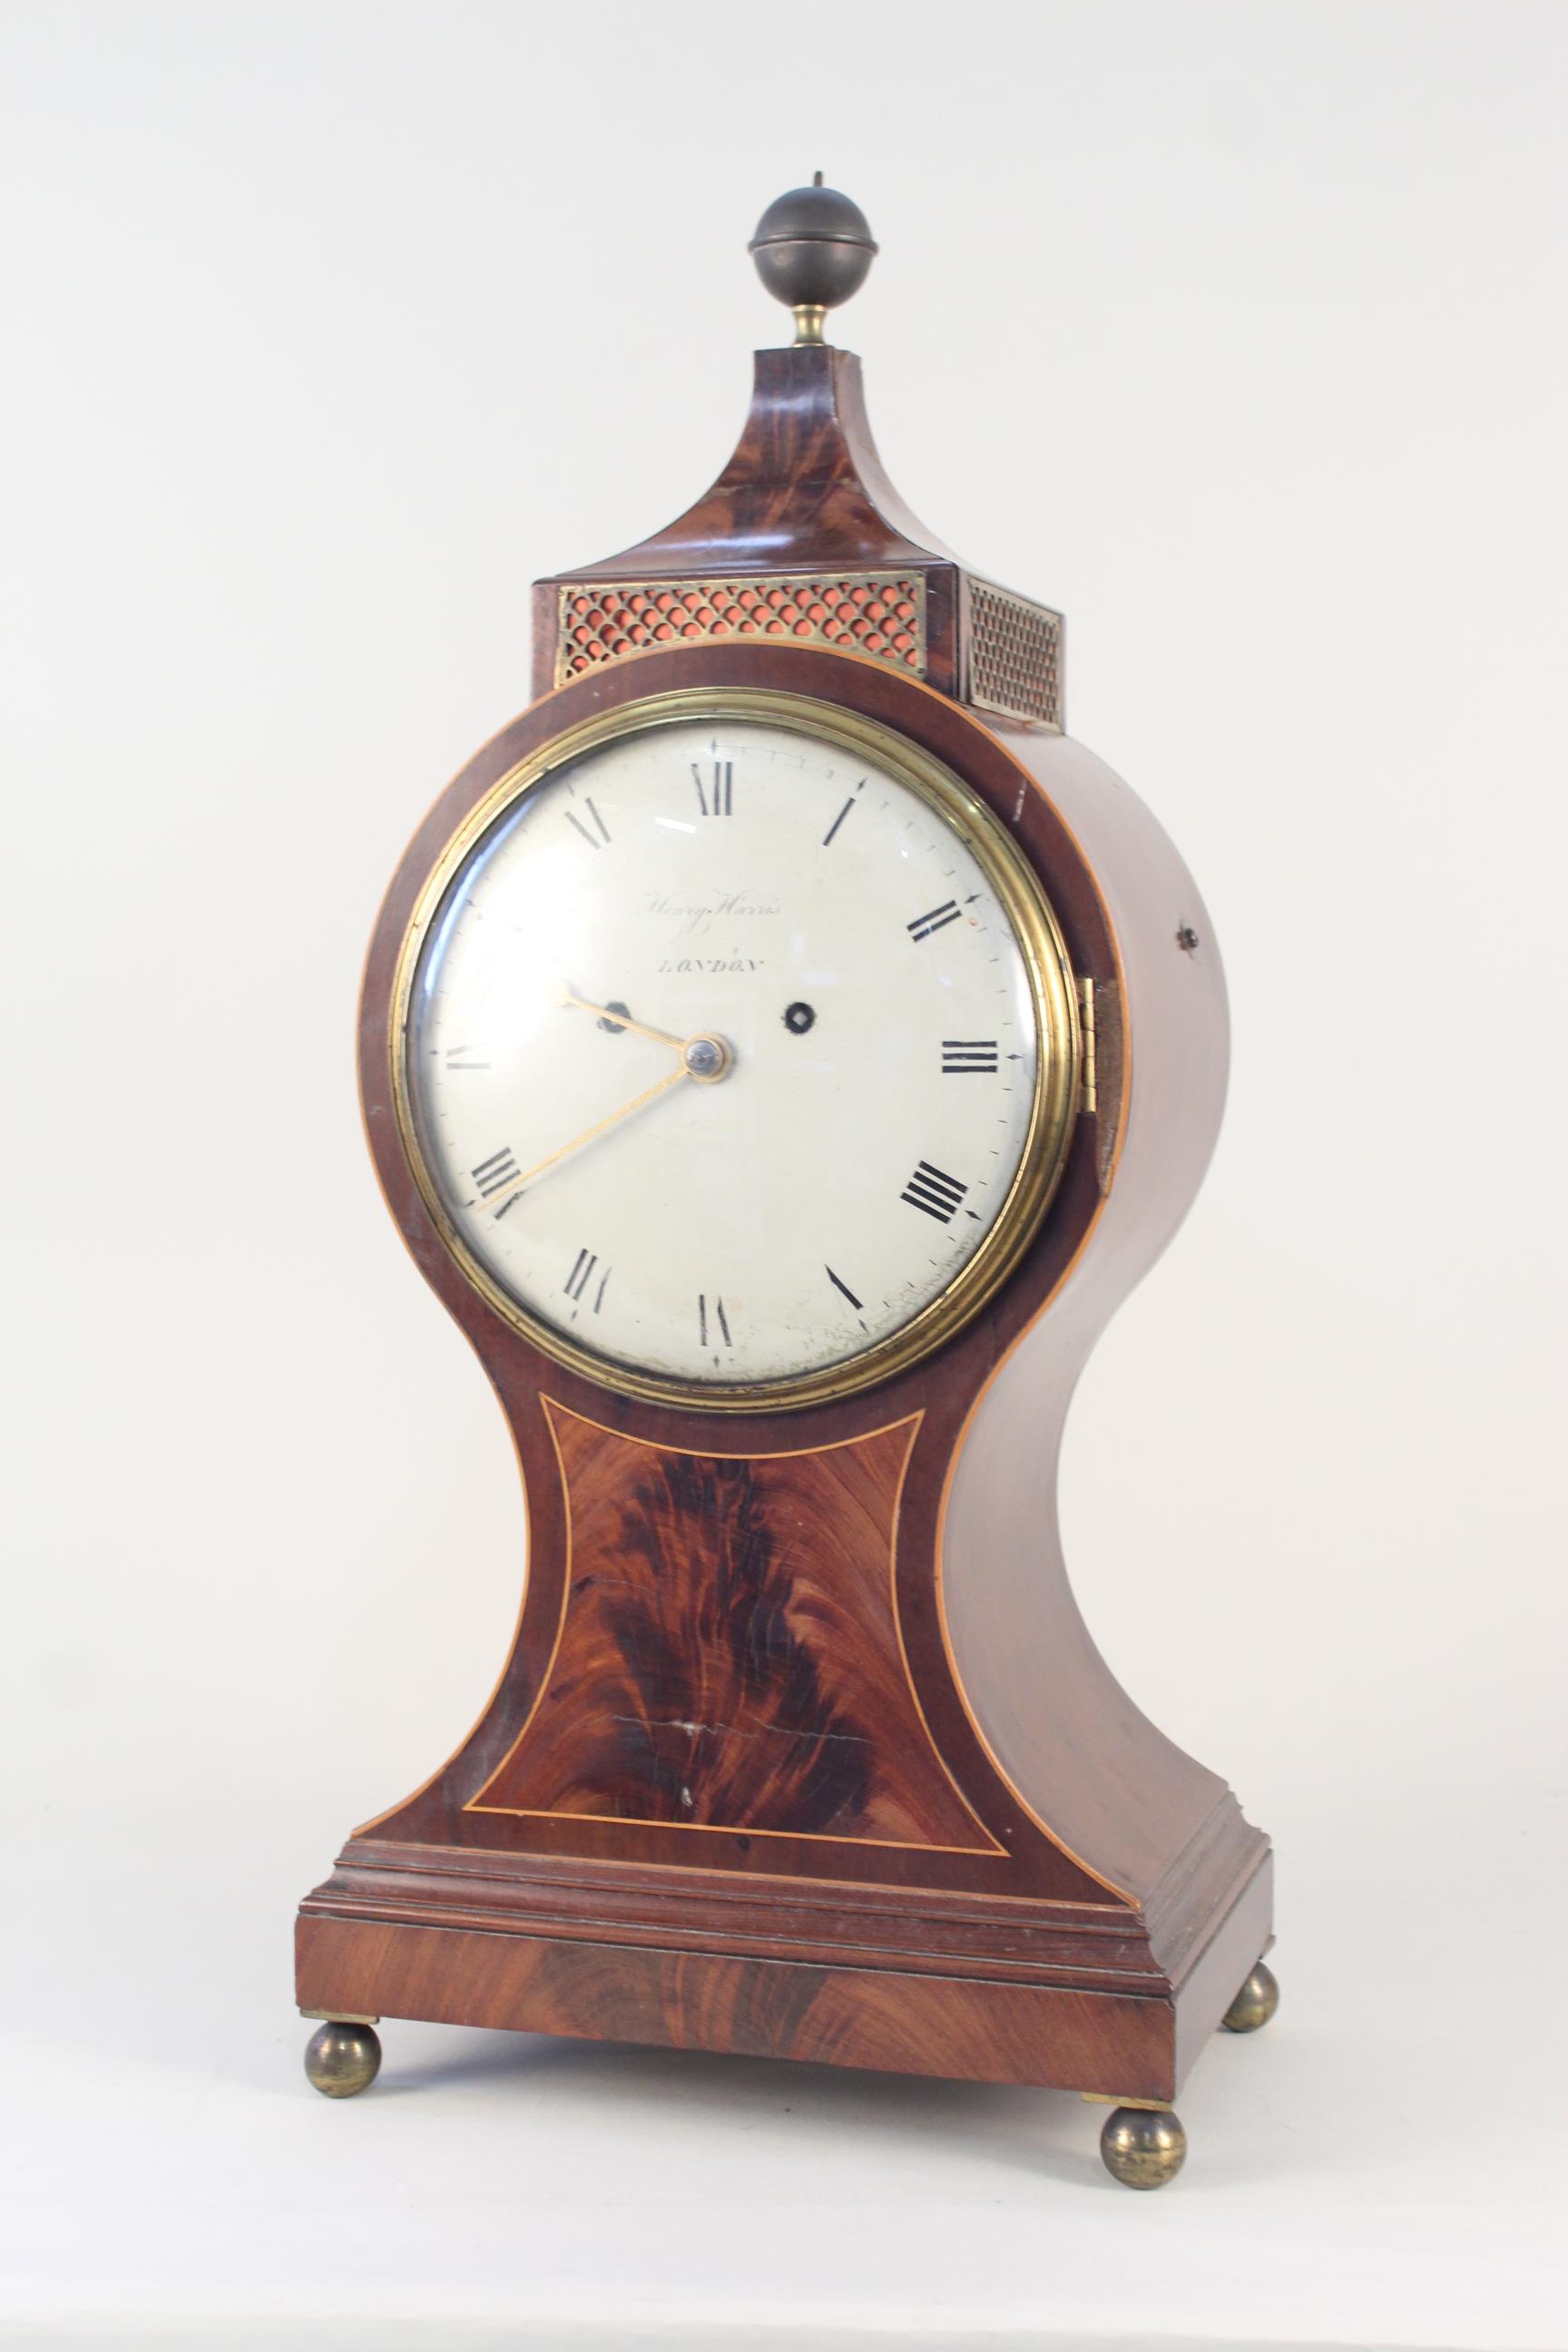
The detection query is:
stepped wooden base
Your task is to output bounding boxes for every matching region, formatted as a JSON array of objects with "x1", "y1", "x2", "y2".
[{"x1": 297, "y1": 1828, "x2": 1271, "y2": 2108}]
